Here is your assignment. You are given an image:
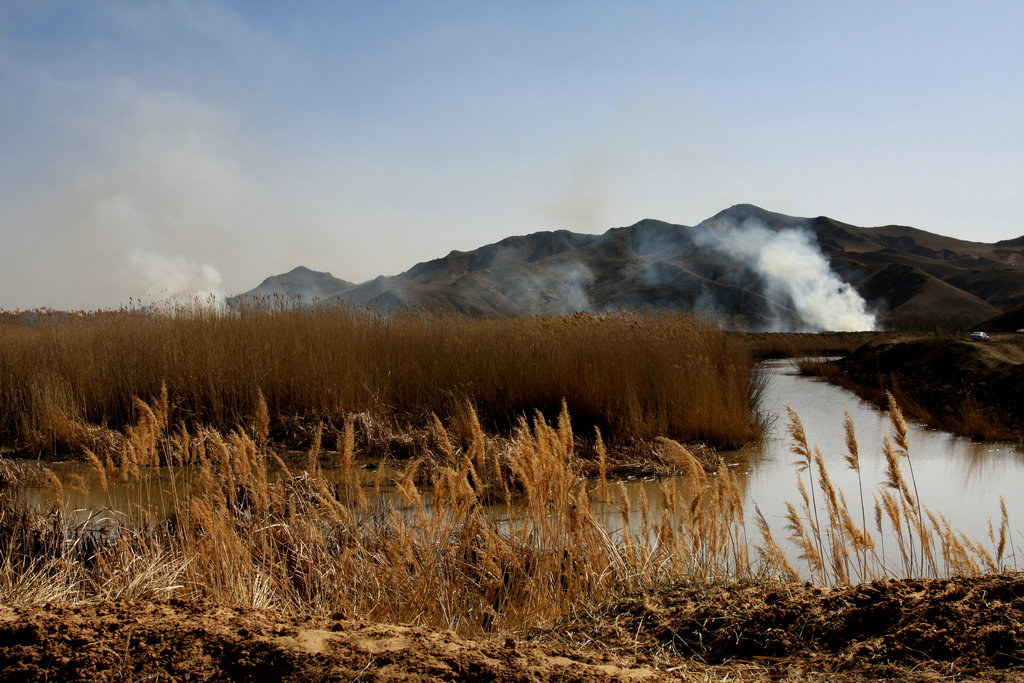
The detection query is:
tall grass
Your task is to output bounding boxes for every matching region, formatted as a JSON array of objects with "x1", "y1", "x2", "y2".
[
  {"x1": 773, "y1": 392, "x2": 1014, "y2": 584},
  {"x1": 0, "y1": 396, "x2": 754, "y2": 633},
  {"x1": 0, "y1": 305, "x2": 760, "y2": 456},
  {"x1": 0, "y1": 393, "x2": 1013, "y2": 636}
]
